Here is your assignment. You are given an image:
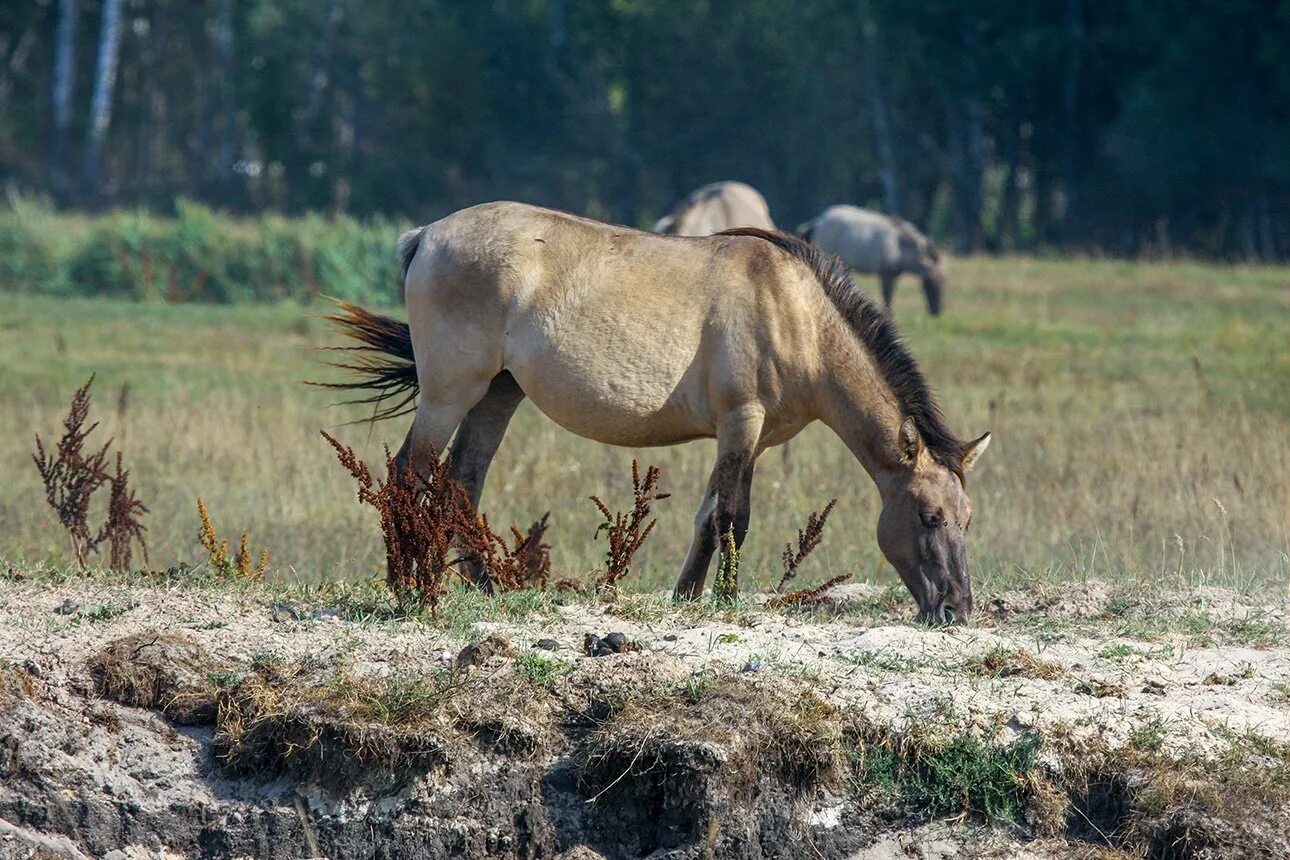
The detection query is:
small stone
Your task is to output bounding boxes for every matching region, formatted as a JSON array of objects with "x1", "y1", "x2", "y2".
[
  {"x1": 742, "y1": 658, "x2": 768, "y2": 673},
  {"x1": 582, "y1": 633, "x2": 603, "y2": 657},
  {"x1": 456, "y1": 634, "x2": 516, "y2": 669},
  {"x1": 271, "y1": 602, "x2": 302, "y2": 623},
  {"x1": 534, "y1": 638, "x2": 560, "y2": 651},
  {"x1": 662, "y1": 634, "x2": 678, "y2": 642},
  {"x1": 54, "y1": 598, "x2": 79, "y2": 615},
  {"x1": 310, "y1": 607, "x2": 341, "y2": 621}
]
